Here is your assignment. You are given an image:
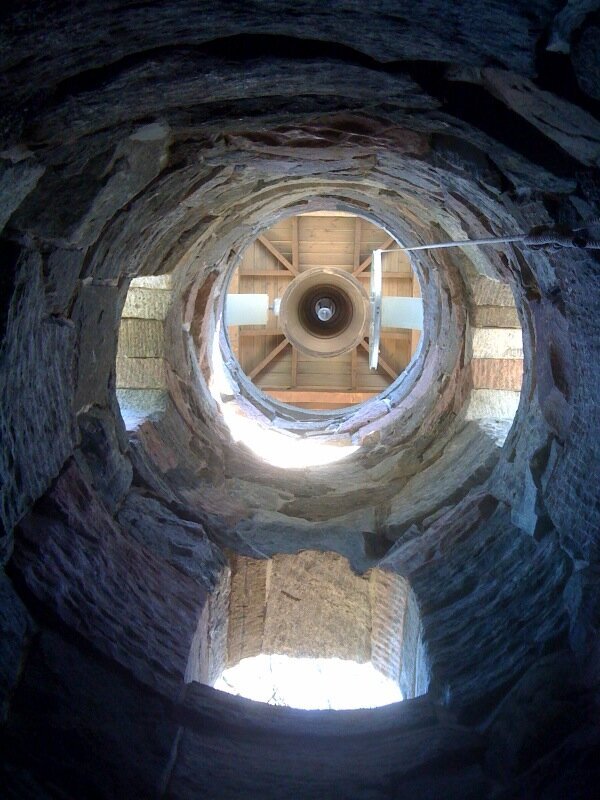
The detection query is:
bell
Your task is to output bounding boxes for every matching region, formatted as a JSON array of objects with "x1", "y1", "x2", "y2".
[{"x1": 278, "y1": 268, "x2": 370, "y2": 359}]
